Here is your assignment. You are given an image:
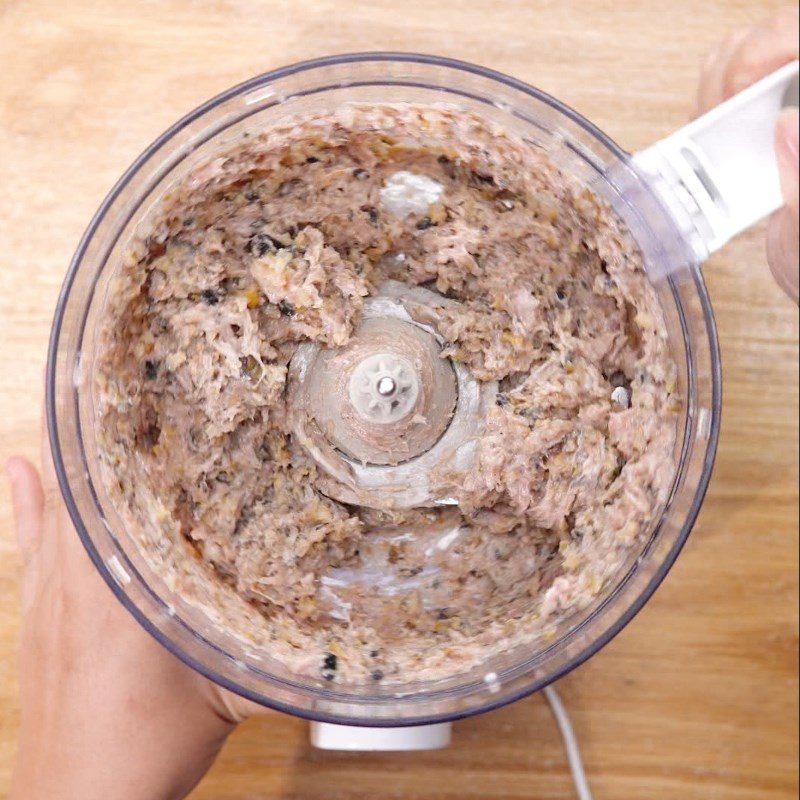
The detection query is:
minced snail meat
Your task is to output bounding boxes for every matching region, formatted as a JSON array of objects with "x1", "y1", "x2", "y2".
[{"x1": 95, "y1": 104, "x2": 679, "y2": 684}]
